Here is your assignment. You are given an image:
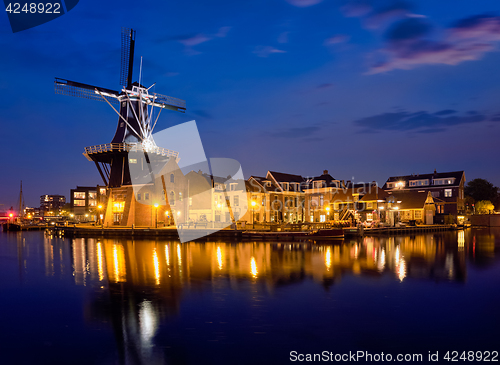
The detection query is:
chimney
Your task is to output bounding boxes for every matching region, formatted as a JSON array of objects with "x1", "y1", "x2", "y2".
[
  {"x1": 323, "y1": 170, "x2": 328, "y2": 175},
  {"x1": 434, "y1": 169, "x2": 437, "y2": 174}
]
